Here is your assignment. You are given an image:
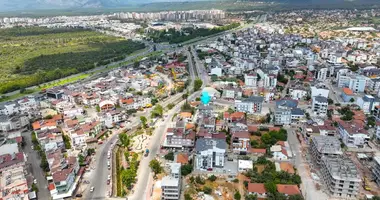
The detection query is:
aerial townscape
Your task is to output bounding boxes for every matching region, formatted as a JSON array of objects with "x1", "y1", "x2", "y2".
[{"x1": 1, "y1": 1, "x2": 380, "y2": 200}]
